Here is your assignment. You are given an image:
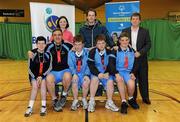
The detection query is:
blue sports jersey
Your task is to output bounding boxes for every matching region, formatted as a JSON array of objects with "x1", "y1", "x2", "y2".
[{"x1": 68, "y1": 48, "x2": 90, "y2": 76}]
